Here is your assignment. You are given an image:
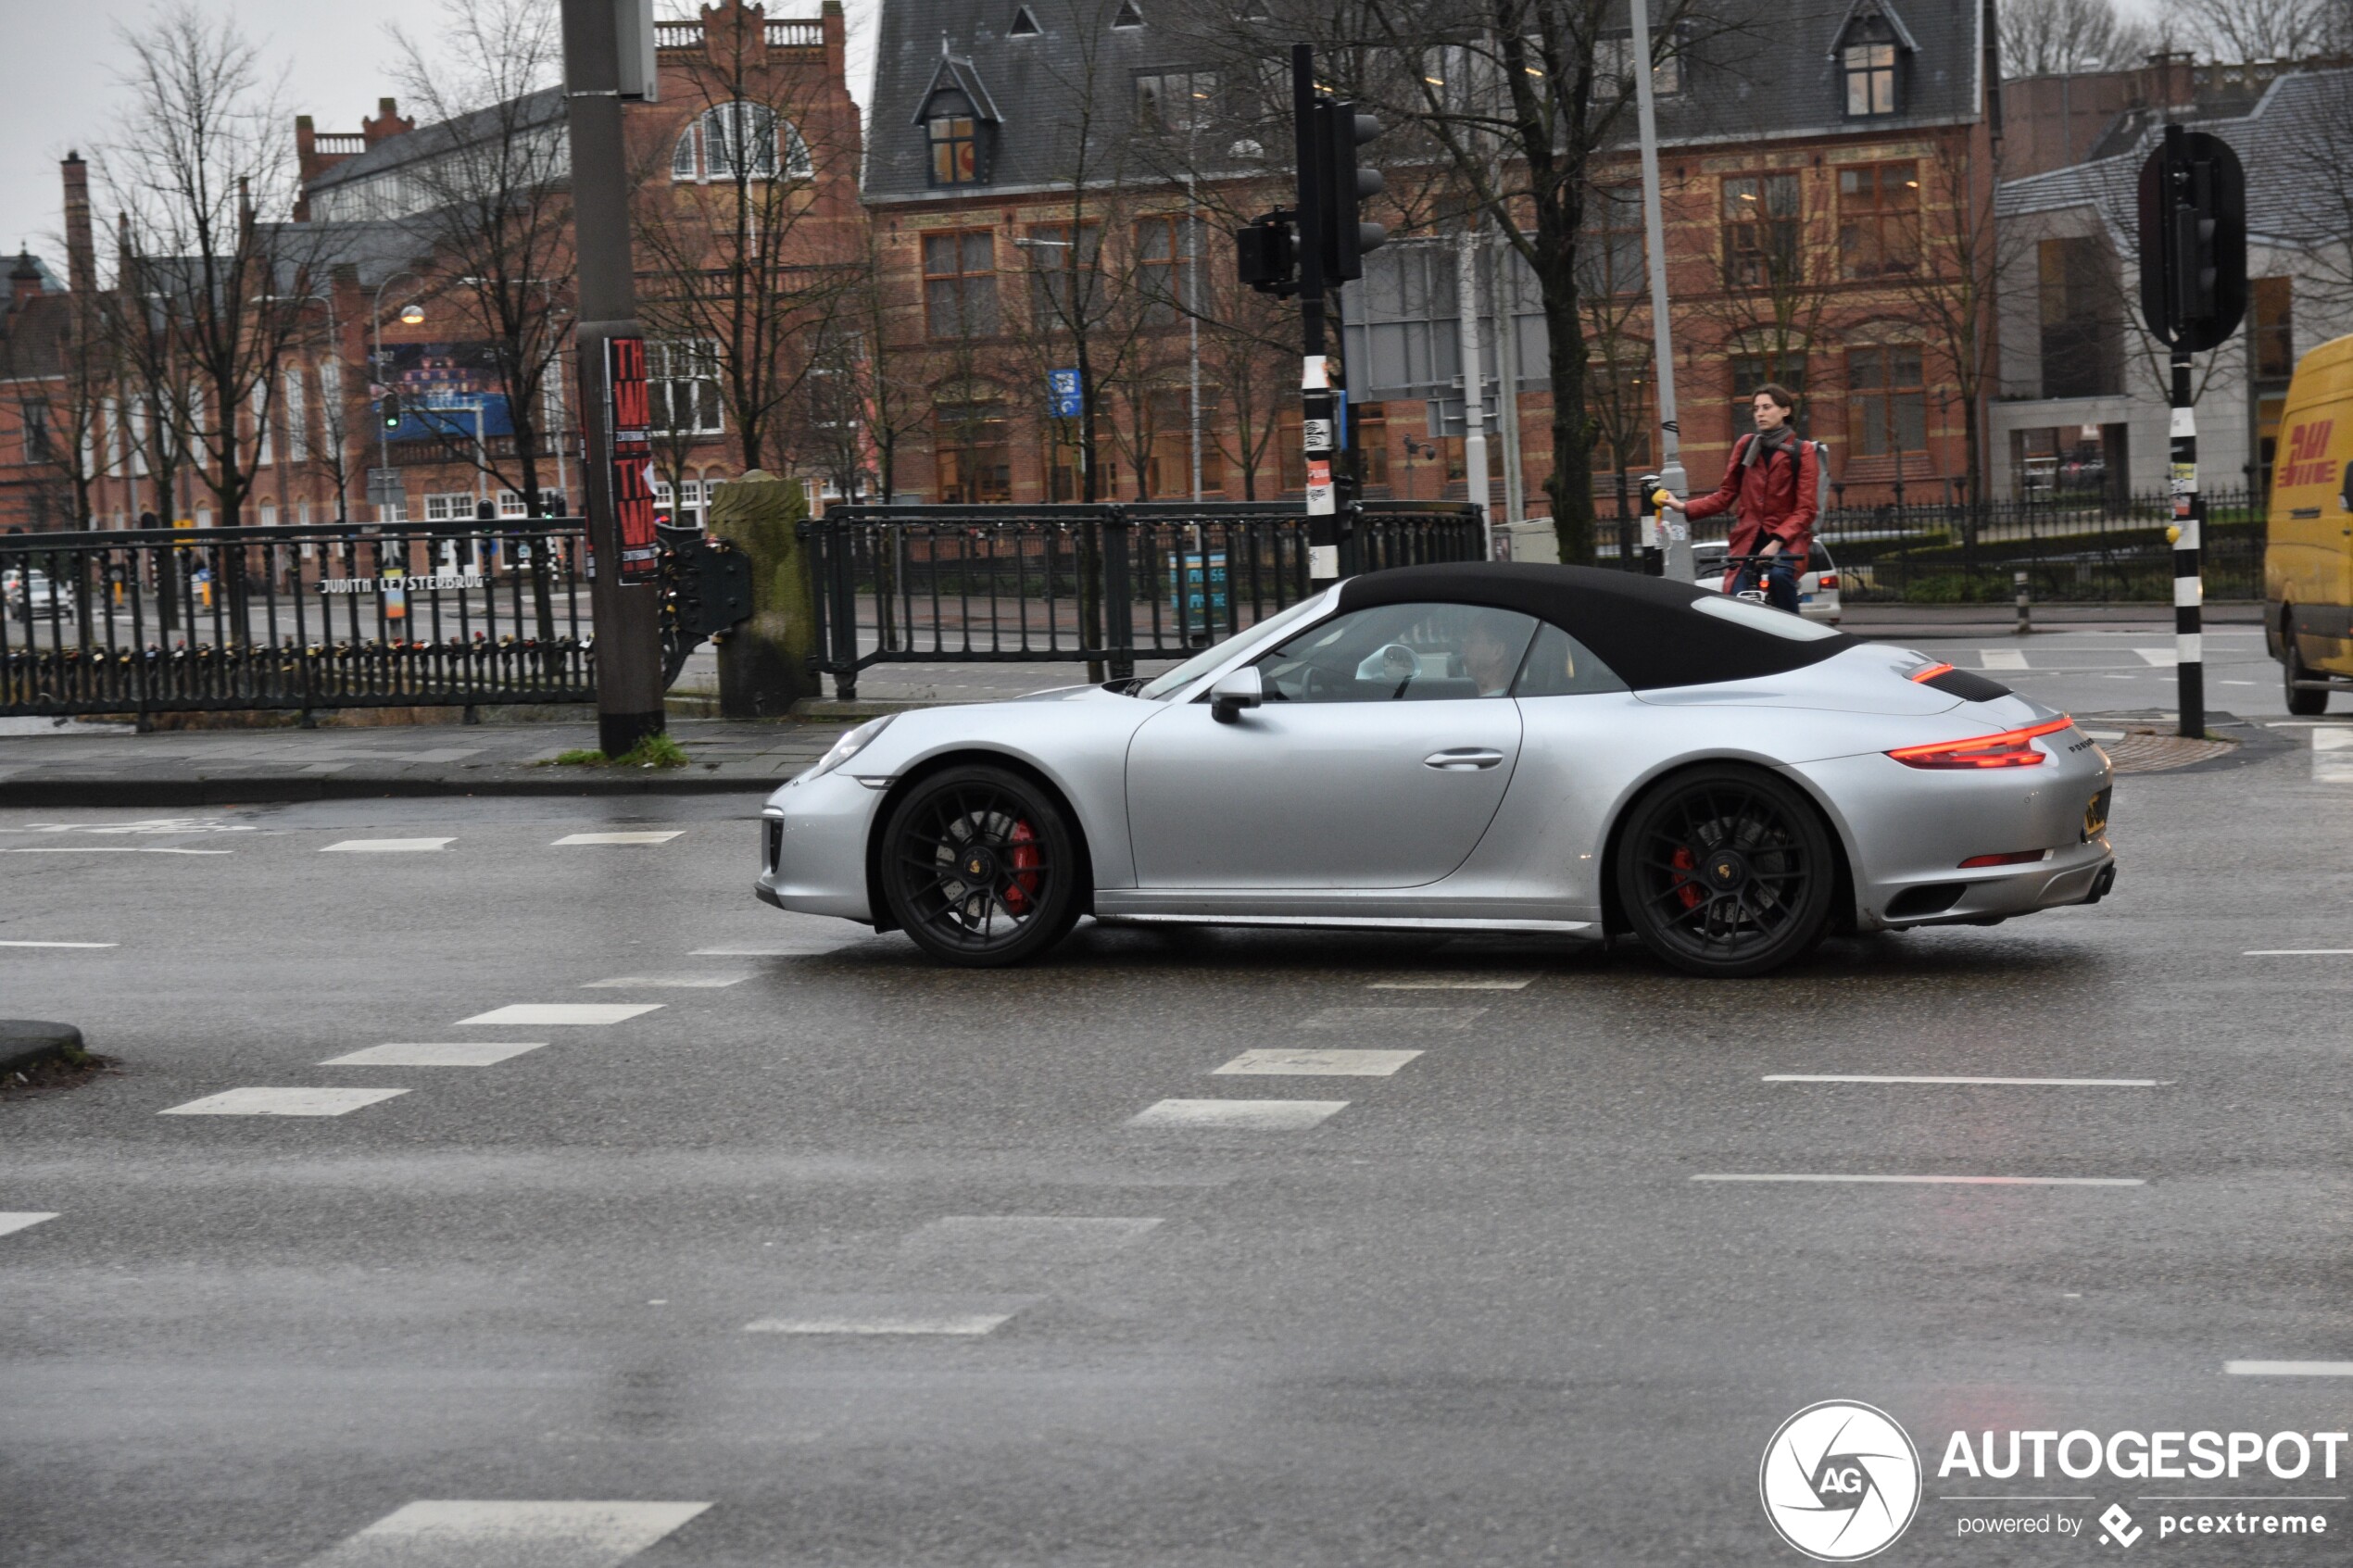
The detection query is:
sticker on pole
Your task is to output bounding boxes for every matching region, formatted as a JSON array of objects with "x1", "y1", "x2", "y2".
[
  {"x1": 605, "y1": 336, "x2": 660, "y2": 583},
  {"x1": 1302, "y1": 419, "x2": 1334, "y2": 453},
  {"x1": 1304, "y1": 458, "x2": 1335, "y2": 516}
]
